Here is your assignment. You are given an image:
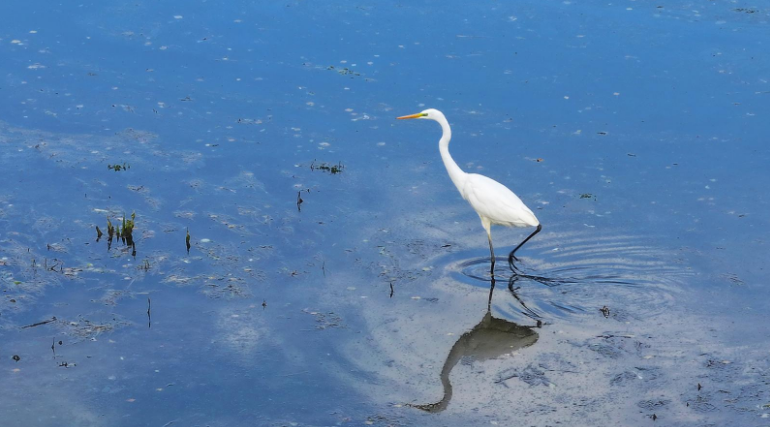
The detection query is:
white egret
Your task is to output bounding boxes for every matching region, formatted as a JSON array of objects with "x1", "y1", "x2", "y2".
[{"x1": 397, "y1": 109, "x2": 542, "y2": 273}]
